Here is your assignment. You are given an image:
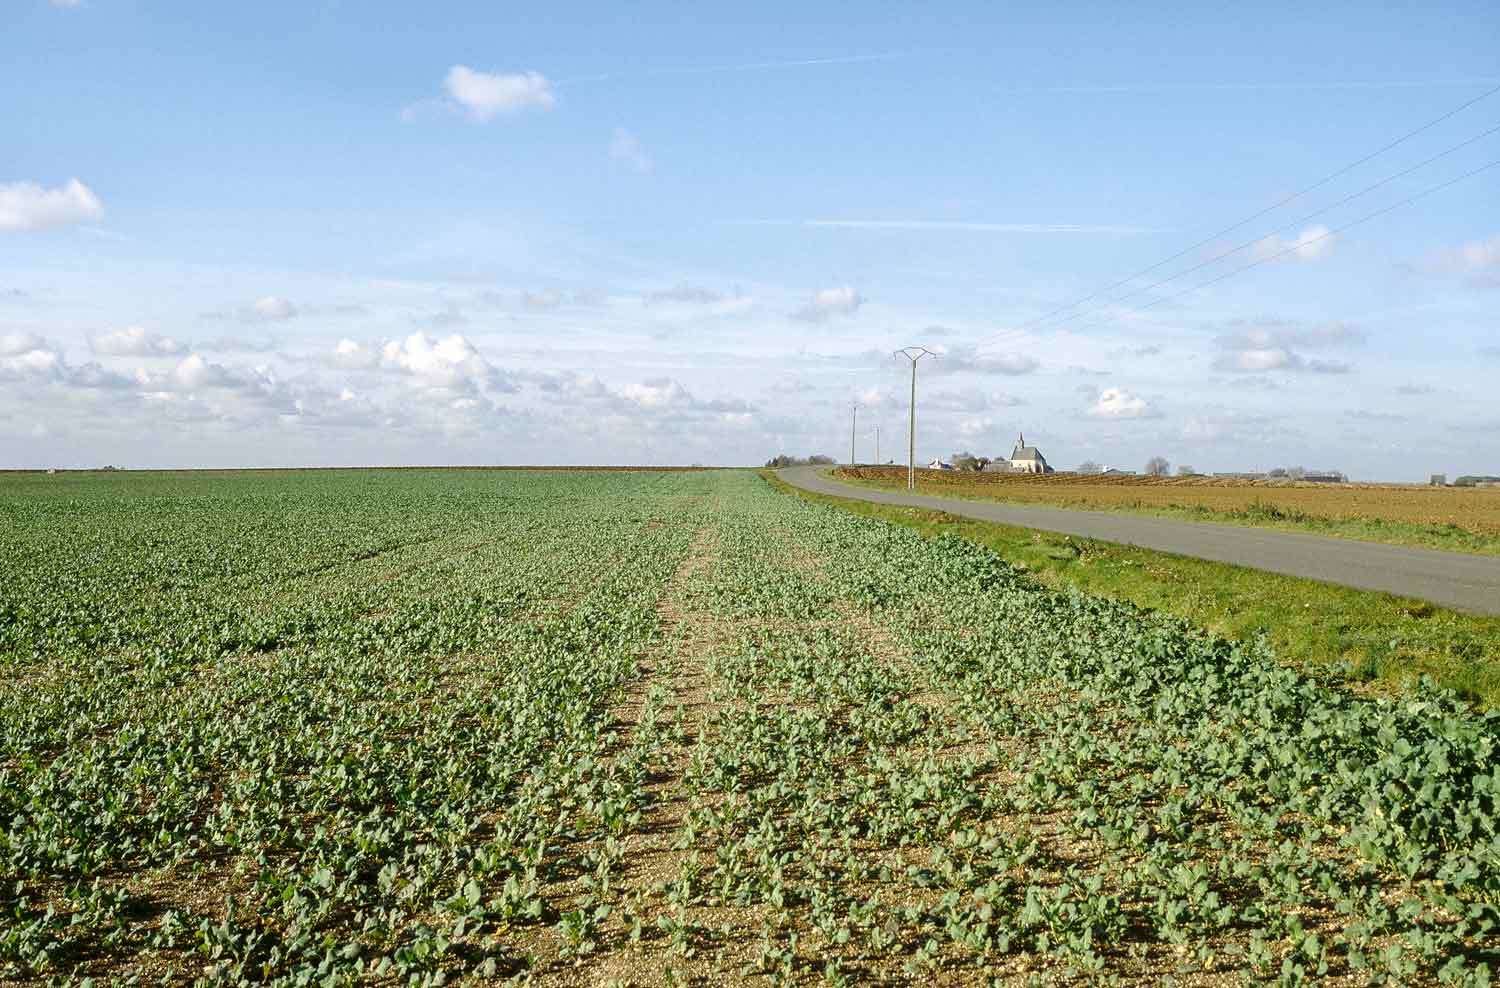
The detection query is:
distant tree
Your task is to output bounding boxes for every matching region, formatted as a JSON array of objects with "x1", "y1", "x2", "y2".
[
  {"x1": 1287, "y1": 466, "x2": 1308, "y2": 480},
  {"x1": 1077, "y1": 461, "x2": 1102, "y2": 475},
  {"x1": 1268, "y1": 467, "x2": 1289, "y2": 478},
  {"x1": 1145, "y1": 456, "x2": 1171, "y2": 477},
  {"x1": 950, "y1": 452, "x2": 989, "y2": 471},
  {"x1": 764, "y1": 454, "x2": 837, "y2": 468},
  {"x1": 1177, "y1": 464, "x2": 1197, "y2": 477}
]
